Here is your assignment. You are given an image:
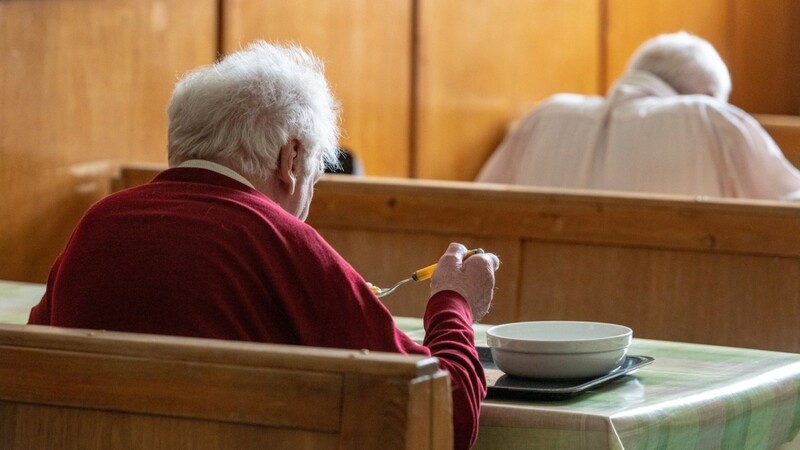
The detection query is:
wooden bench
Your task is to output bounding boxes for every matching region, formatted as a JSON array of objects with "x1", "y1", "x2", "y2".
[
  {"x1": 111, "y1": 166, "x2": 800, "y2": 353},
  {"x1": 0, "y1": 324, "x2": 452, "y2": 449},
  {"x1": 307, "y1": 176, "x2": 800, "y2": 354}
]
